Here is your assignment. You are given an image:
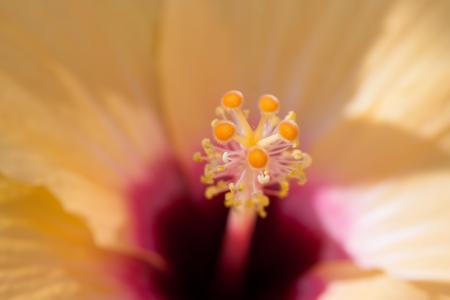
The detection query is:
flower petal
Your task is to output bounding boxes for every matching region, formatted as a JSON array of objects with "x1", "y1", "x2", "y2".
[
  {"x1": 158, "y1": 0, "x2": 394, "y2": 162},
  {"x1": 0, "y1": 0, "x2": 166, "y2": 246},
  {"x1": 0, "y1": 176, "x2": 163, "y2": 299},
  {"x1": 318, "y1": 274, "x2": 431, "y2": 300},
  {"x1": 308, "y1": 1, "x2": 450, "y2": 188},
  {"x1": 159, "y1": 0, "x2": 238, "y2": 163},
  {"x1": 315, "y1": 171, "x2": 450, "y2": 283},
  {"x1": 345, "y1": 0, "x2": 450, "y2": 146},
  {"x1": 310, "y1": 119, "x2": 449, "y2": 184},
  {"x1": 292, "y1": 262, "x2": 450, "y2": 299},
  {"x1": 413, "y1": 282, "x2": 450, "y2": 300}
]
